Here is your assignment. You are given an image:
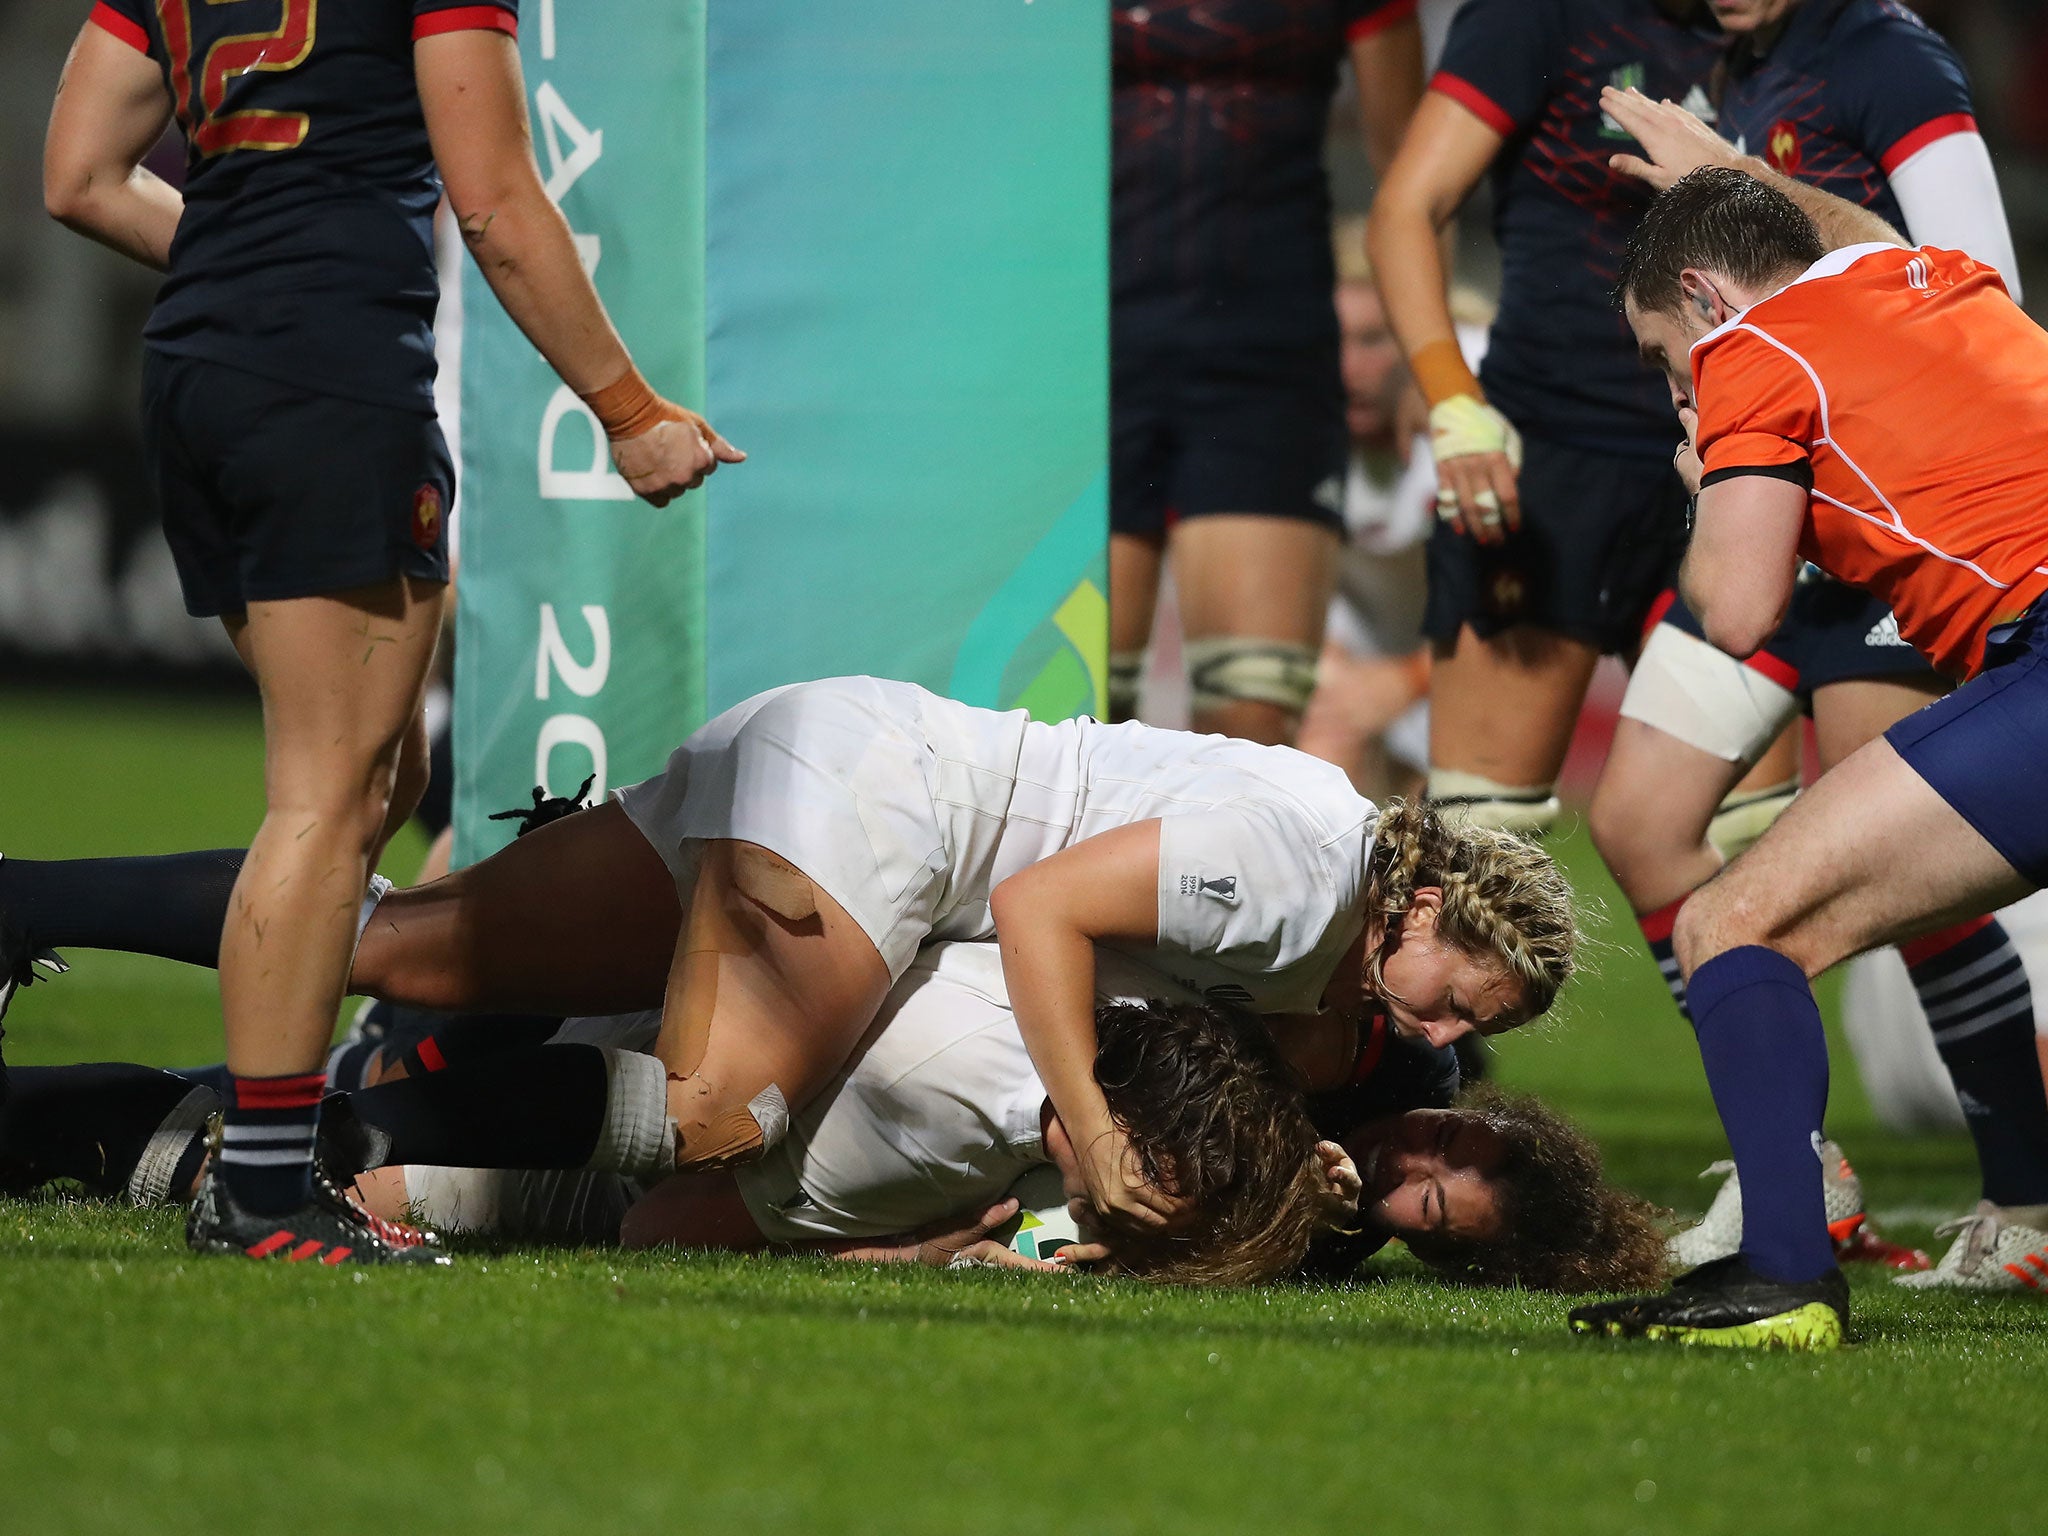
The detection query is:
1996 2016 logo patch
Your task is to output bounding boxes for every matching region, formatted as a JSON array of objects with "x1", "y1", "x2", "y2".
[{"x1": 1179, "y1": 874, "x2": 1239, "y2": 903}]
